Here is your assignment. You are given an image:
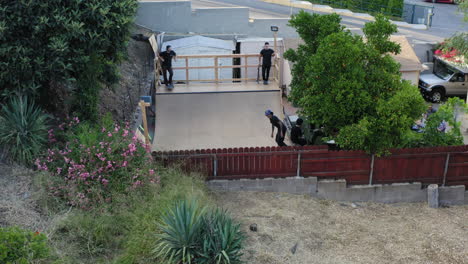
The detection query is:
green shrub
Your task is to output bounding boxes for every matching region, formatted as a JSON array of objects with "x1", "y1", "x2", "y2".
[
  {"x1": 154, "y1": 199, "x2": 245, "y2": 264},
  {"x1": 198, "y1": 209, "x2": 245, "y2": 264},
  {"x1": 36, "y1": 114, "x2": 159, "y2": 208},
  {"x1": 0, "y1": 96, "x2": 49, "y2": 165},
  {"x1": 154, "y1": 200, "x2": 207, "y2": 264},
  {"x1": 0, "y1": 226, "x2": 50, "y2": 263},
  {"x1": 117, "y1": 168, "x2": 211, "y2": 263}
]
